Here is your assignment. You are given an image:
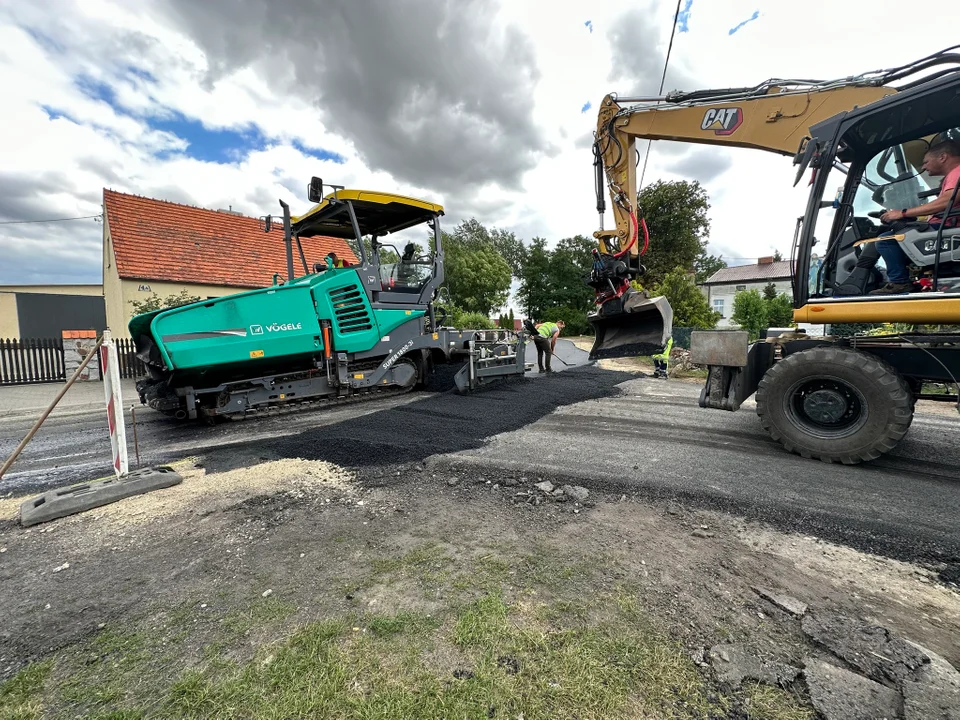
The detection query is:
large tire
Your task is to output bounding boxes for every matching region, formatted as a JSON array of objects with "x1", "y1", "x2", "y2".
[{"x1": 755, "y1": 346, "x2": 914, "y2": 464}]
